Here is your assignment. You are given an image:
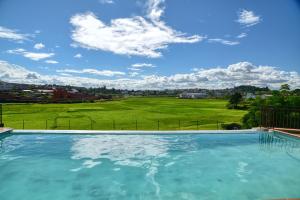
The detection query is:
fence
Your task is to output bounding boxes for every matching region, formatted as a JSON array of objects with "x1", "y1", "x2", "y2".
[
  {"x1": 5, "y1": 117, "x2": 226, "y2": 131},
  {"x1": 0, "y1": 104, "x2": 3, "y2": 127},
  {"x1": 260, "y1": 106, "x2": 300, "y2": 129}
]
